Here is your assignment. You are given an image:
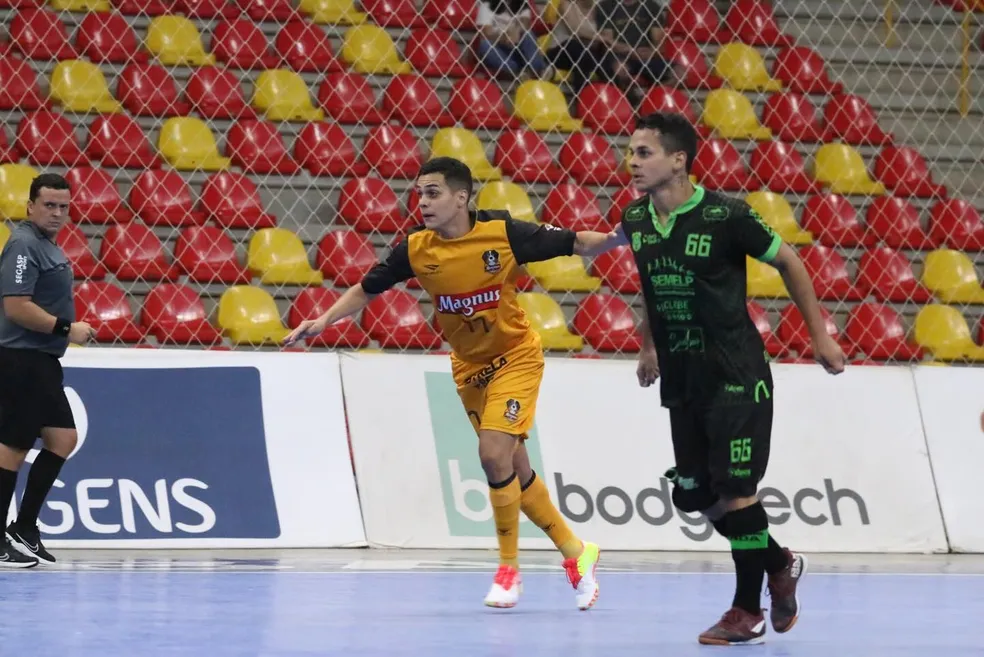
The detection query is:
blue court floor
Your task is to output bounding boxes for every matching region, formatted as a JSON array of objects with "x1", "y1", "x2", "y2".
[{"x1": 1, "y1": 549, "x2": 981, "y2": 656}]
